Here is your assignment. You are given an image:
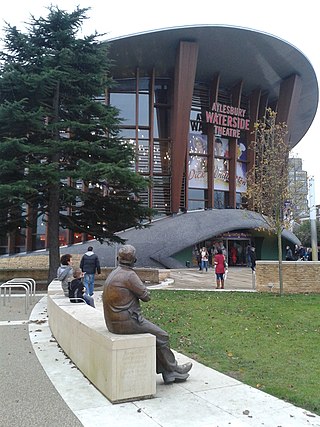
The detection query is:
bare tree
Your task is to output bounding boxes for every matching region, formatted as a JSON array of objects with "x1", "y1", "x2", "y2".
[{"x1": 246, "y1": 108, "x2": 290, "y2": 295}]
